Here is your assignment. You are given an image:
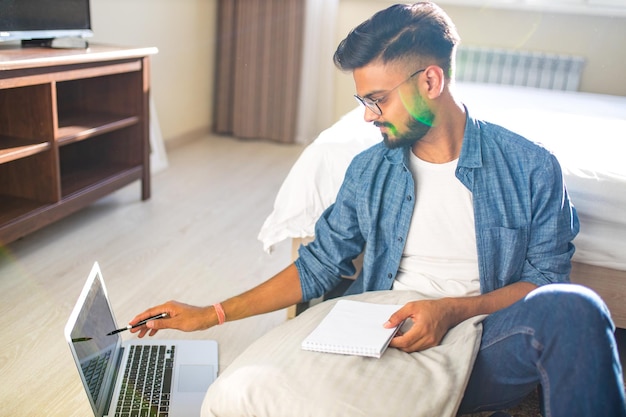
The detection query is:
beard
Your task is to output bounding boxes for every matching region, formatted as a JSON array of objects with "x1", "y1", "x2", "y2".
[{"x1": 377, "y1": 112, "x2": 433, "y2": 149}]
